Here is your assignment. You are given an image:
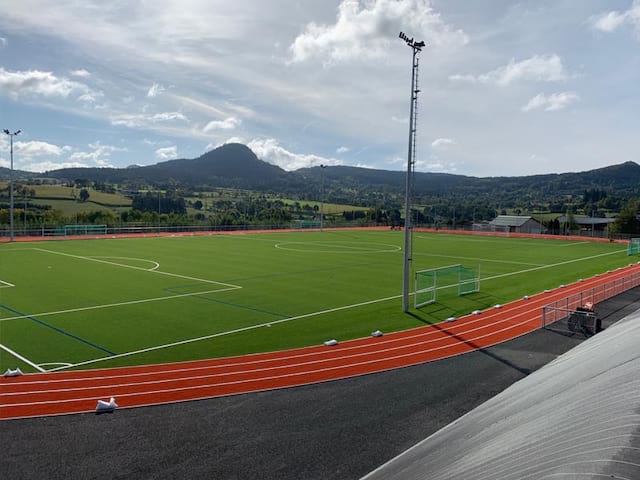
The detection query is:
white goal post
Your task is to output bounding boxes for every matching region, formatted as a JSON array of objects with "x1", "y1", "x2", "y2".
[{"x1": 414, "y1": 264, "x2": 480, "y2": 308}]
